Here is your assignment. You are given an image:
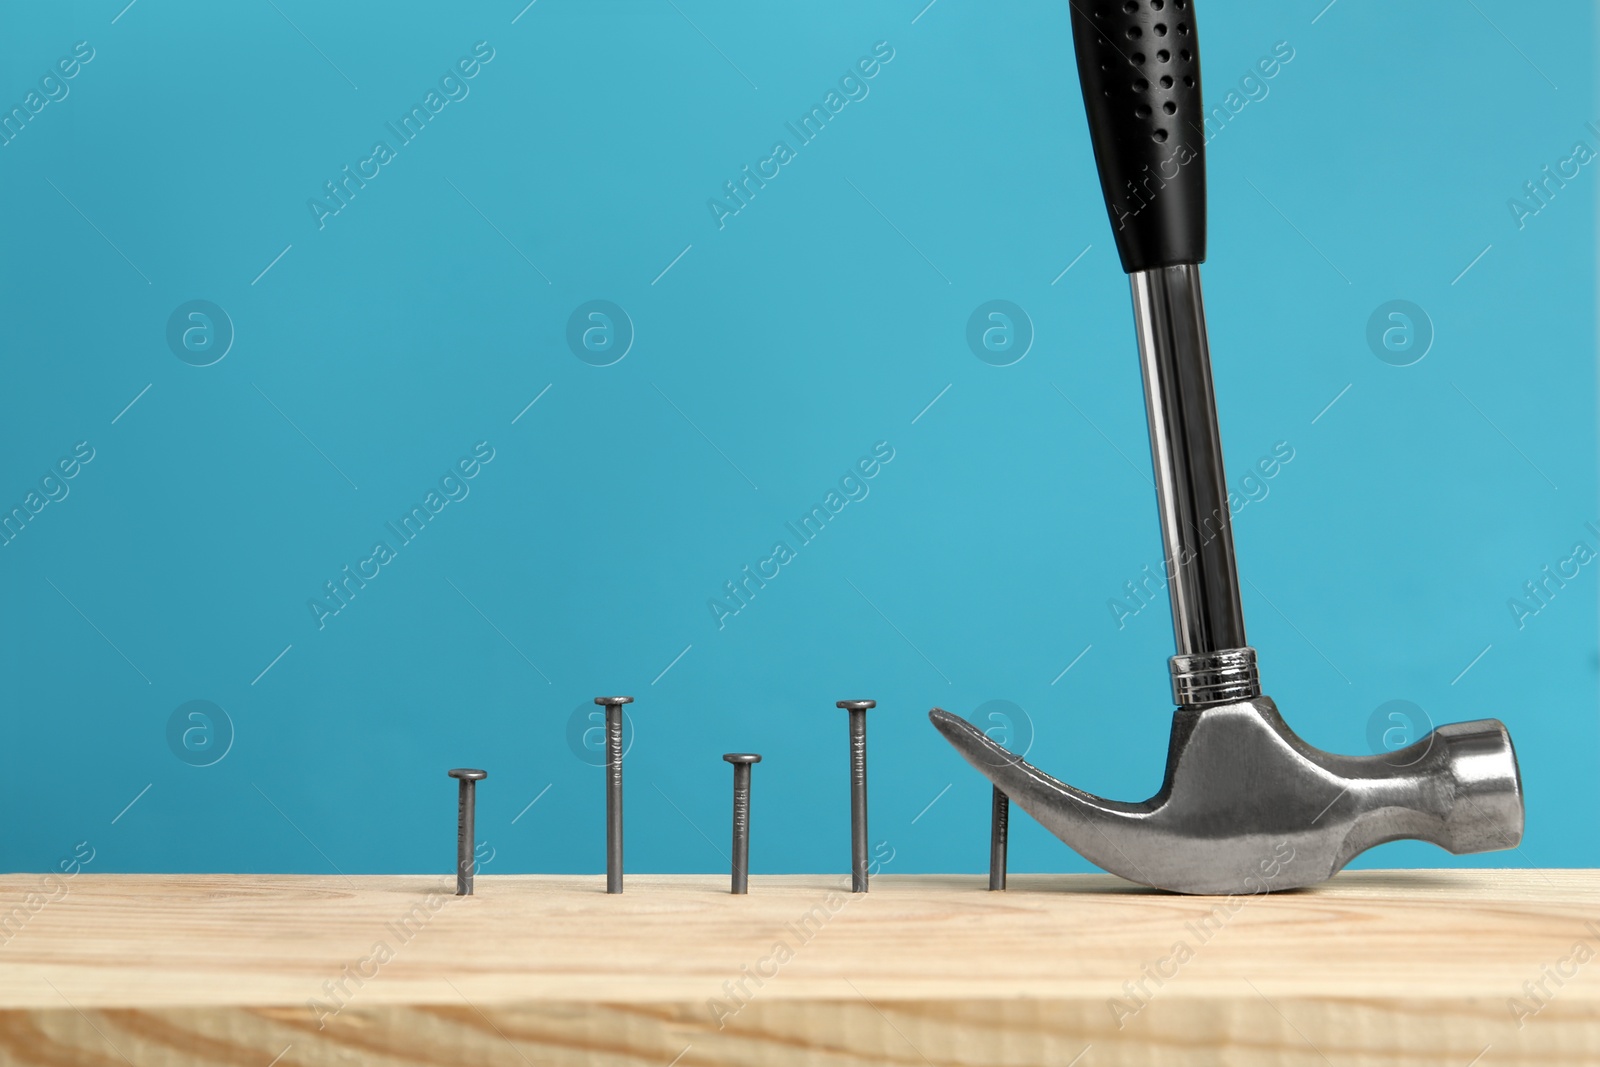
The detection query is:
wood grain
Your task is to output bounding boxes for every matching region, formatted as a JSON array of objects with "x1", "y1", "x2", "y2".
[{"x1": 0, "y1": 871, "x2": 1596, "y2": 1065}]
